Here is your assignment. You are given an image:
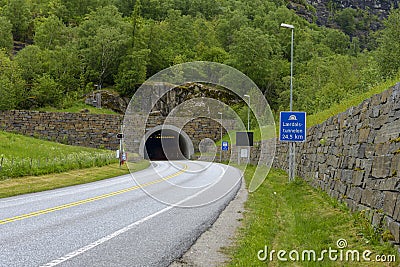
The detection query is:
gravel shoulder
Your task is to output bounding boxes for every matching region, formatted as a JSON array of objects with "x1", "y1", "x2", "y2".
[{"x1": 170, "y1": 178, "x2": 248, "y2": 267}]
